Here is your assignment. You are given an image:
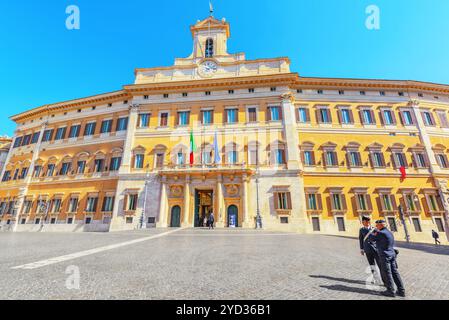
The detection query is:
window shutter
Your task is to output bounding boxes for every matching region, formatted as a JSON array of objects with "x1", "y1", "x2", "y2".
[
  {"x1": 266, "y1": 107, "x2": 272, "y2": 122},
  {"x1": 354, "y1": 194, "x2": 361, "y2": 211},
  {"x1": 123, "y1": 195, "x2": 128, "y2": 211},
  {"x1": 286, "y1": 193, "x2": 292, "y2": 210},
  {"x1": 398, "y1": 111, "x2": 405, "y2": 126},
  {"x1": 305, "y1": 108, "x2": 311, "y2": 122},
  {"x1": 273, "y1": 192, "x2": 279, "y2": 210},
  {"x1": 210, "y1": 111, "x2": 214, "y2": 124},
  {"x1": 412, "y1": 153, "x2": 418, "y2": 168},
  {"x1": 379, "y1": 111, "x2": 385, "y2": 125},
  {"x1": 369, "y1": 153, "x2": 375, "y2": 168},
  {"x1": 317, "y1": 194, "x2": 323, "y2": 211},
  {"x1": 235, "y1": 109, "x2": 239, "y2": 123},
  {"x1": 345, "y1": 153, "x2": 351, "y2": 168},
  {"x1": 296, "y1": 109, "x2": 300, "y2": 122},
  {"x1": 311, "y1": 151, "x2": 316, "y2": 165},
  {"x1": 337, "y1": 109, "x2": 342, "y2": 124},
  {"x1": 370, "y1": 110, "x2": 376, "y2": 124},
  {"x1": 330, "y1": 194, "x2": 335, "y2": 210},
  {"x1": 300, "y1": 151, "x2": 305, "y2": 164},
  {"x1": 224, "y1": 110, "x2": 228, "y2": 124},
  {"x1": 315, "y1": 109, "x2": 321, "y2": 124},
  {"x1": 391, "y1": 195, "x2": 398, "y2": 211},
  {"x1": 391, "y1": 154, "x2": 398, "y2": 169},
  {"x1": 391, "y1": 111, "x2": 397, "y2": 125},
  {"x1": 278, "y1": 107, "x2": 283, "y2": 121},
  {"x1": 332, "y1": 152, "x2": 338, "y2": 166},
  {"x1": 176, "y1": 112, "x2": 180, "y2": 126},
  {"x1": 200, "y1": 111, "x2": 204, "y2": 124},
  {"x1": 366, "y1": 195, "x2": 373, "y2": 211},
  {"x1": 327, "y1": 109, "x2": 332, "y2": 123},
  {"x1": 359, "y1": 110, "x2": 364, "y2": 124},
  {"x1": 341, "y1": 194, "x2": 347, "y2": 211},
  {"x1": 438, "y1": 112, "x2": 449, "y2": 128}
]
